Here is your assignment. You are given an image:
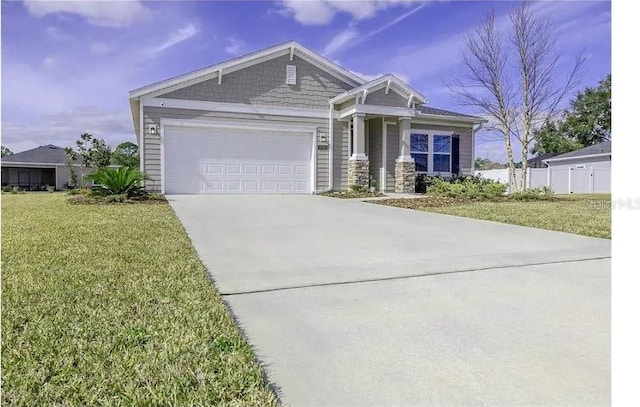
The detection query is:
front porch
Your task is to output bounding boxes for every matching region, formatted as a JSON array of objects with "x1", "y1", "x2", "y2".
[{"x1": 341, "y1": 113, "x2": 472, "y2": 193}]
